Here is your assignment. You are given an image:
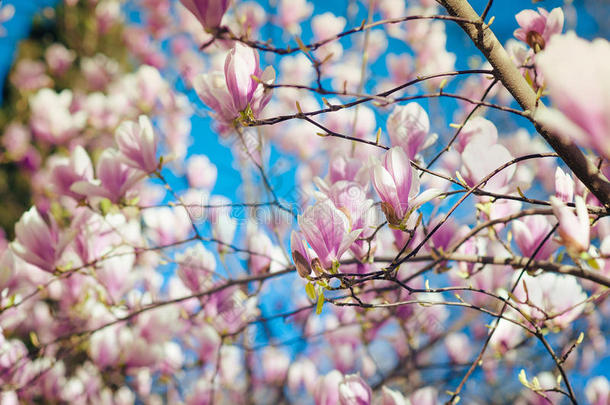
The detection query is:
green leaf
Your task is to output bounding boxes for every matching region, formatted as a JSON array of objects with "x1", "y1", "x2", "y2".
[
  {"x1": 315, "y1": 291, "x2": 324, "y2": 315},
  {"x1": 305, "y1": 282, "x2": 316, "y2": 301}
]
